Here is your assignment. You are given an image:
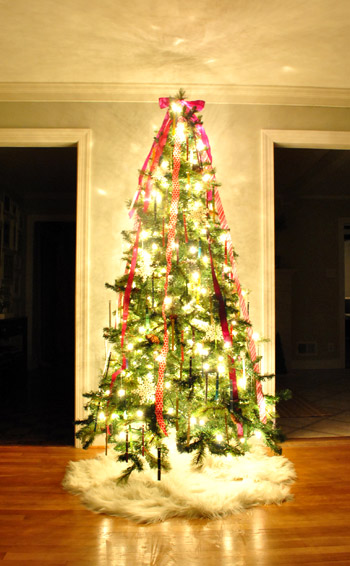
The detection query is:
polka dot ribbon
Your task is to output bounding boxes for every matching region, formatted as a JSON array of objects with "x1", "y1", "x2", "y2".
[{"x1": 155, "y1": 116, "x2": 185, "y2": 435}]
